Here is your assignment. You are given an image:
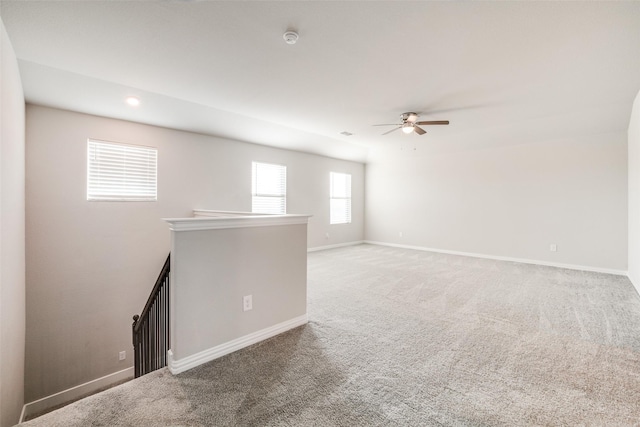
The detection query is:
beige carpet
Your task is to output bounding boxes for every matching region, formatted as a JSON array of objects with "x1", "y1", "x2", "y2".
[{"x1": 20, "y1": 244, "x2": 640, "y2": 426}]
